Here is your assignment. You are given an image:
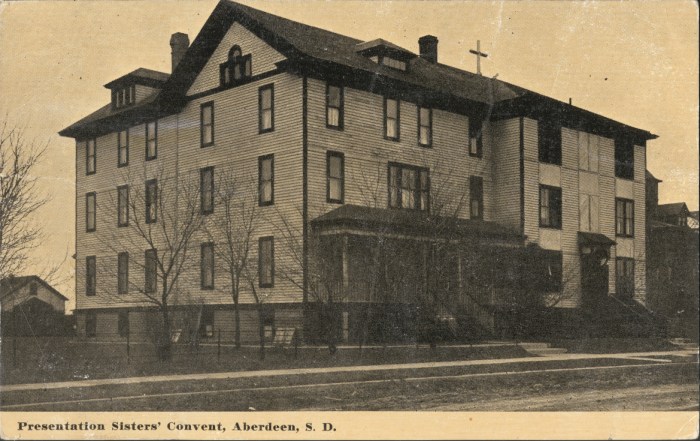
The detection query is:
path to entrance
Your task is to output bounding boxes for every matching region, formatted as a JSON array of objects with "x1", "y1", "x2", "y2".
[{"x1": 2, "y1": 349, "x2": 696, "y2": 393}]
